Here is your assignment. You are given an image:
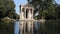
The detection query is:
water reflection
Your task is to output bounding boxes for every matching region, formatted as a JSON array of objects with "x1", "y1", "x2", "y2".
[
  {"x1": 0, "y1": 20, "x2": 14, "y2": 34},
  {"x1": 0, "y1": 20, "x2": 60, "y2": 34},
  {"x1": 14, "y1": 21, "x2": 40, "y2": 34},
  {"x1": 14, "y1": 20, "x2": 60, "y2": 34},
  {"x1": 14, "y1": 21, "x2": 19, "y2": 34}
]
